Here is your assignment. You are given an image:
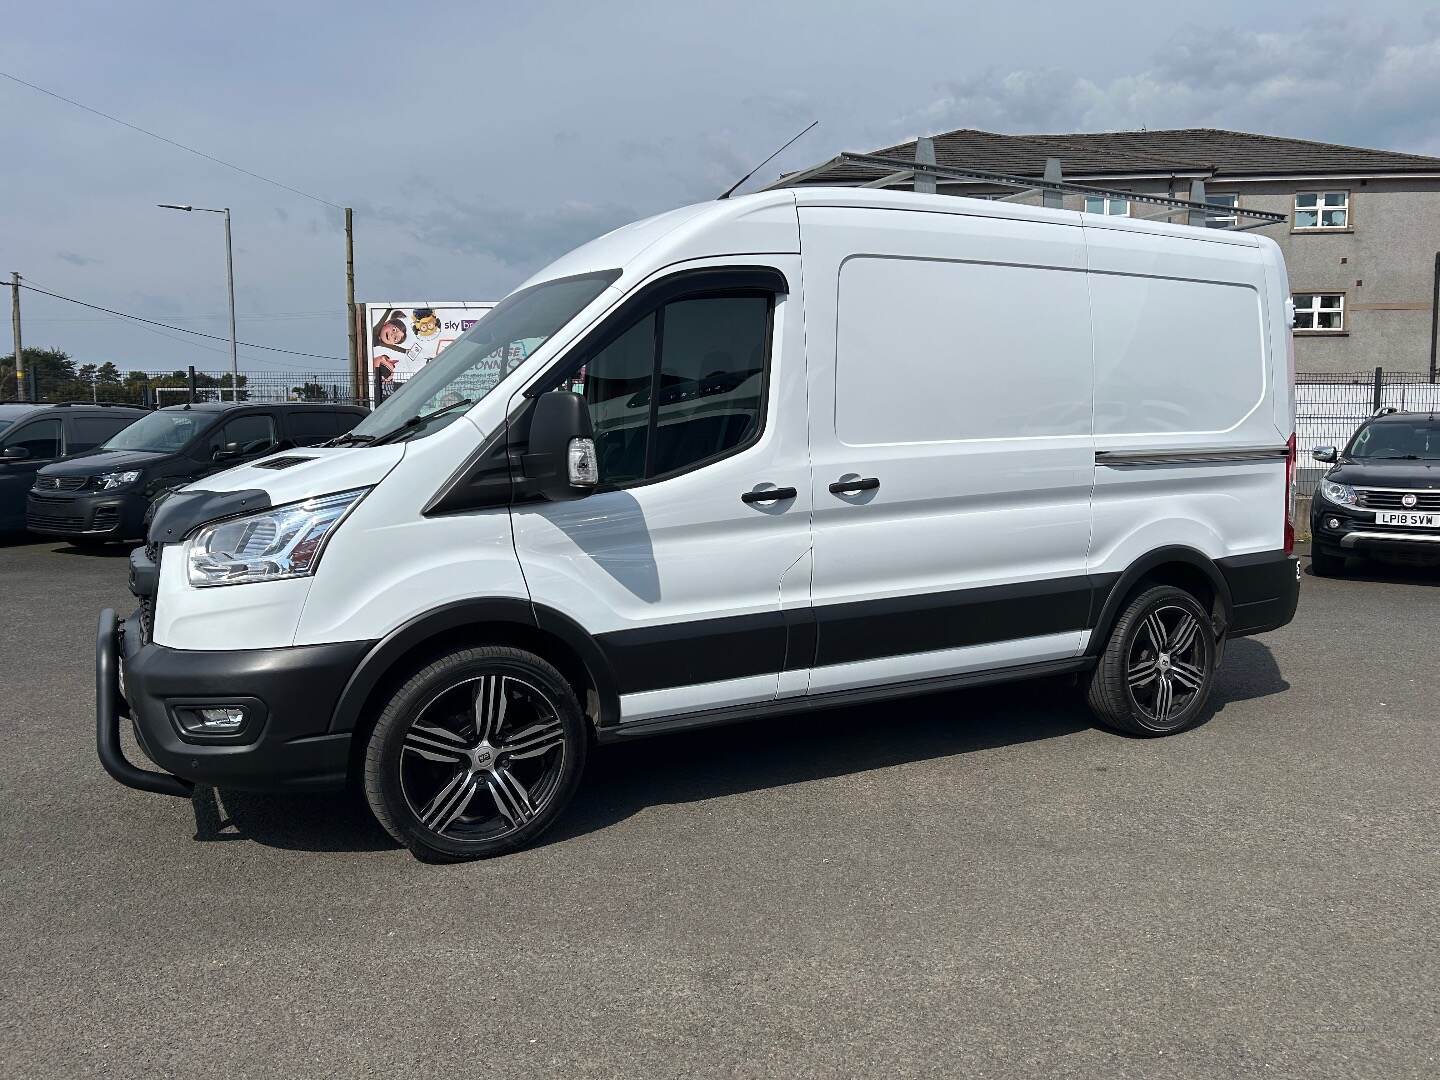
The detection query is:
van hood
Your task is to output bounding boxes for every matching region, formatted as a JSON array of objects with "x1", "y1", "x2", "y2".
[
  {"x1": 182, "y1": 444, "x2": 408, "y2": 505},
  {"x1": 1328, "y1": 460, "x2": 1440, "y2": 489},
  {"x1": 40, "y1": 448, "x2": 172, "y2": 476}
]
